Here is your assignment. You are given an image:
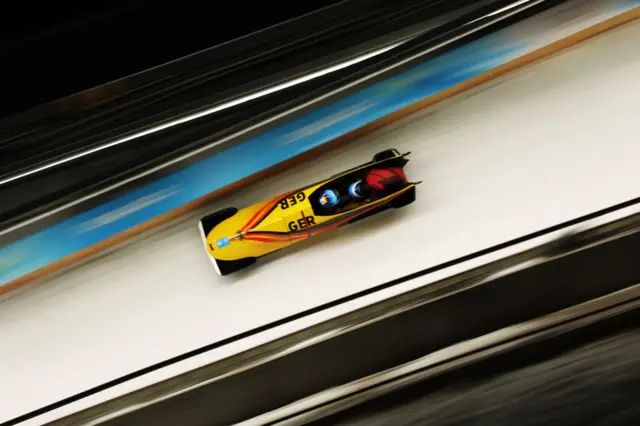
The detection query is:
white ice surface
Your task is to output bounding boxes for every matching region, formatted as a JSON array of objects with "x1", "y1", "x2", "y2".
[{"x1": 1, "y1": 22, "x2": 639, "y2": 424}]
